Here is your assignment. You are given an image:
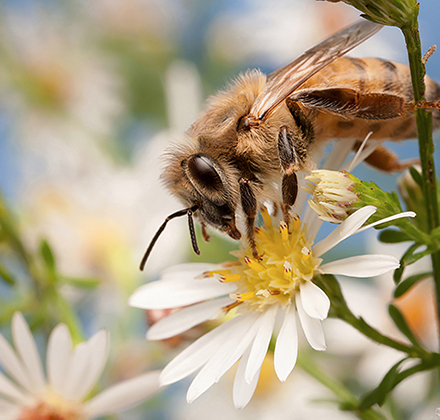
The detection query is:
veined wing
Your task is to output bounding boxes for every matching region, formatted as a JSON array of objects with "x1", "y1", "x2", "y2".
[{"x1": 249, "y1": 19, "x2": 382, "y2": 121}]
